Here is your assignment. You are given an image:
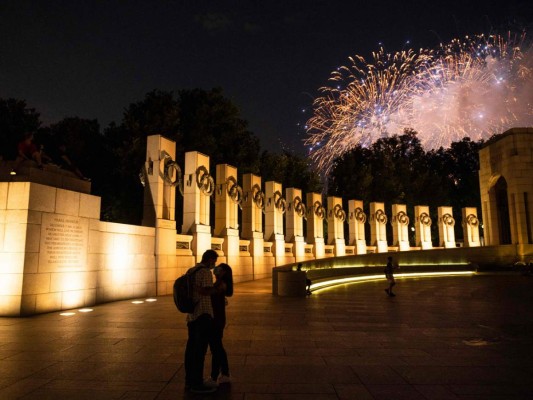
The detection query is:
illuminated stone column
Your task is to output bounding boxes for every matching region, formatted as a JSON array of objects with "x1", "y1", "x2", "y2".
[
  {"x1": 142, "y1": 135, "x2": 178, "y2": 295},
  {"x1": 182, "y1": 151, "x2": 213, "y2": 261},
  {"x1": 391, "y1": 204, "x2": 410, "y2": 251},
  {"x1": 264, "y1": 181, "x2": 286, "y2": 264},
  {"x1": 142, "y1": 135, "x2": 177, "y2": 227},
  {"x1": 369, "y1": 202, "x2": 388, "y2": 253},
  {"x1": 242, "y1": 173, "x2": 264, "y2": 249},
  {"x1": 348, "y1": 200, "x2": 367, "y2": 254},
  {"x1": 462, "y1": 207, "x2": 481, "y2": 247},
  {"x1": 306, "y1": 193, "x2": 325, "y2": 259},
  {"x1": 415, "y1": 205, "x2": 433, "y2": 249},
  {"x1": 286, "y1": 188, "x2": 306, "y2": 262},
  {"x1": 438, "y1": 206, "x2": 456, "y2": 248},
  {"x1": 214, "y1": 164, "x2": 240, "y2": 259},
  {"x1": 327, "y1": 196, "x2": 346, "y2": 256}
]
